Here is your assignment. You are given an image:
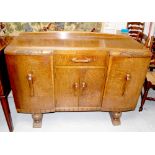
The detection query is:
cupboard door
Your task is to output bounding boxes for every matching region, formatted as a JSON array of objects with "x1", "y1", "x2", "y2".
[
  {"x1": 6, "y1": 55, "x2": 54, "y2": 113},
  {"x1": 79, "y1": 68, "x2": 106, "y2": 110},
  {"x1": 102, "y1": 55, "x2": 150, "y2": 111},
  {"x1": 55, "y1": 68, "x2": 79, "y2": 110}
]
